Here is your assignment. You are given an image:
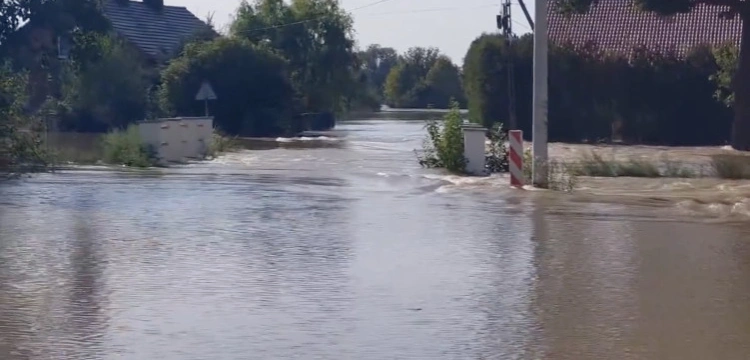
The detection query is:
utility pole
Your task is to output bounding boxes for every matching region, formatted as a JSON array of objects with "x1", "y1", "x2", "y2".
[
  {"x1": 532, "y1": 0, "x2": 549, "y2": 188},
  {"x1": 497, "y1": 0, "x2": 517, "y2": 130}
]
